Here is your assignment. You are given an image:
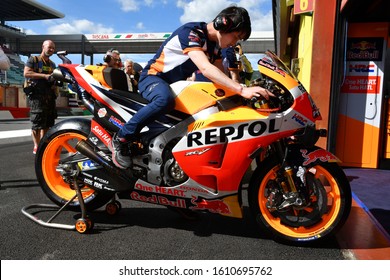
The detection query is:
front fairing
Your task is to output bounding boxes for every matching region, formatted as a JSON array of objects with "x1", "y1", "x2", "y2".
[
  {"x1": 258, "y1": 51, "x2": 299, "y2": 82},
  {"x1": 257, "y1": 51, "x2": 321, "y2": 123}
]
